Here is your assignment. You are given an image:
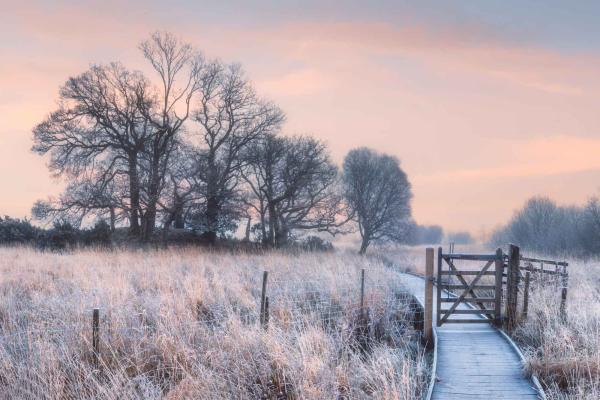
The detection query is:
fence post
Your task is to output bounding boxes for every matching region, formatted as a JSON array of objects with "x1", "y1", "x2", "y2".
[
  {"x1": 560, "y1": 271, "x2": 568, "y2": 321},
  {"x1": 505, "y1": 244, "x2": 520, "y2": 331},
  {"x1": 494, "y1": 248, "x2": 504, "y2": 327},
  {"x1": 360, "y1": 268, "x2": 365, "y2": 314},
  {"x1": 260, "y1": 271, "x2": 268, "y2": 328},
  {"x1": 264, "y1": 297, "x2": 270, "y2": 328},
  {"x1": 436, "y1": 247, "x2": 442, "y2": 327},
  {"x1": 424, "y1": 248, "x2": 434, "y2": 348},
  {"x1": 92, "y1": 308, "x2": 100, "y2": 368},
  {"x1": 522, "y1": 271, "x2": 531, "y2": 320}
]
